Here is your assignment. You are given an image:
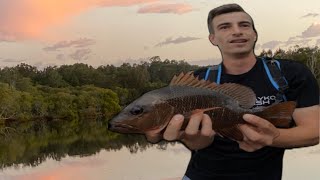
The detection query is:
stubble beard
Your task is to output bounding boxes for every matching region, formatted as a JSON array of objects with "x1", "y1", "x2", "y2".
[{"x1": 221, "y1": 45, "x2": 254, "y2": 59}]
